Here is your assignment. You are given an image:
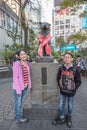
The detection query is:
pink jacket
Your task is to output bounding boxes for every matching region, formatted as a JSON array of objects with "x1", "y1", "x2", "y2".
[{"x1": 13, "y1": 61, "x2": 31, "y2": 94}]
